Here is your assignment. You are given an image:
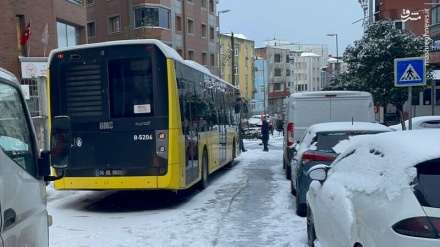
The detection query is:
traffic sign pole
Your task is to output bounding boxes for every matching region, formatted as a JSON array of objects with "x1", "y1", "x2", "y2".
[
  {"x1": 394, "y1": 57, "x2": 426, "y2": 130},
  {"x1": 408, "y1": 86, "x2": 412, "y2": 130}
]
